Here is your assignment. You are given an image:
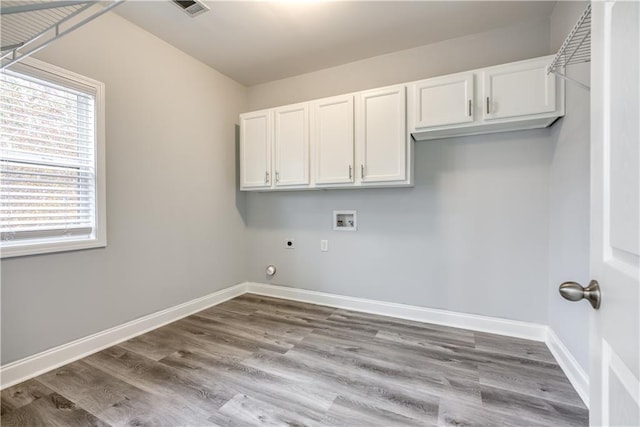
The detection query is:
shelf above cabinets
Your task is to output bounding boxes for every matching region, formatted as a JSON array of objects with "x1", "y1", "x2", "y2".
[{"x1": 408, "y1": 55, "x2": 564, "y2": 141}]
